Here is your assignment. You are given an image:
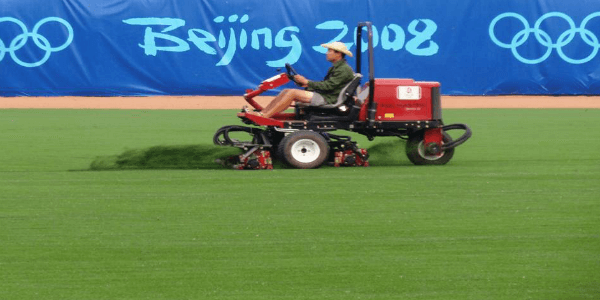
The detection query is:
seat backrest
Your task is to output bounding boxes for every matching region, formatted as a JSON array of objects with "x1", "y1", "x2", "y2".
[
  {"x1": 356, "y1": 85, "x2": 369, "y2": 105},
  {"x1": 320, "y1": 73, "x2": 363, "y2": 109}
]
